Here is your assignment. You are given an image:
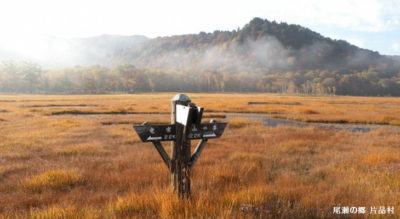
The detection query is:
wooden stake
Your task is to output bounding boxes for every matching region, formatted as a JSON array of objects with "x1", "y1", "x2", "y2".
[
  {"x1": 179, "y1": 105, "x2": 195, "y2": 198},
  {"x1": 171, "y1": 94, "x2": 191, "y2": 193}
]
